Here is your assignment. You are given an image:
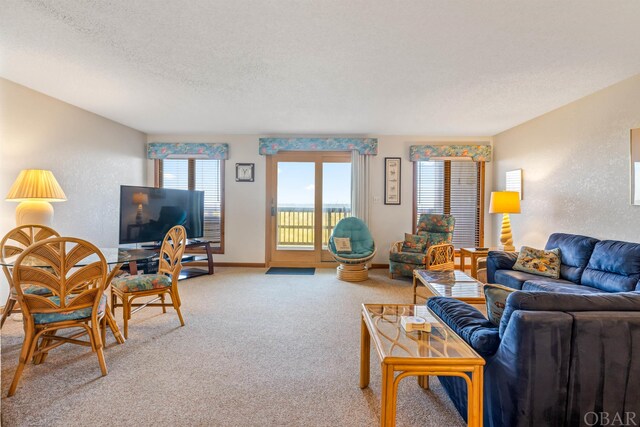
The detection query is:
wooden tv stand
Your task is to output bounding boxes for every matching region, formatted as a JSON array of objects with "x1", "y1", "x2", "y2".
[
  {"x1": 146, "y1": 240, "x2": 215, "y2": 279},
  {"x1": 182, "y1": 240, "x2": 215, "y2": 277}
]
